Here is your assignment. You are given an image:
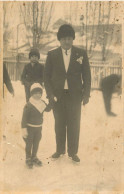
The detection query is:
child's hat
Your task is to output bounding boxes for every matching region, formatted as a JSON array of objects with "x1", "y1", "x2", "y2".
[
  {"x1": 29, "y1": 48, "x2": 40, "y2": 59},
  {"x1": 30, "y1": 83, "x2": 43, "y2": 96}
]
